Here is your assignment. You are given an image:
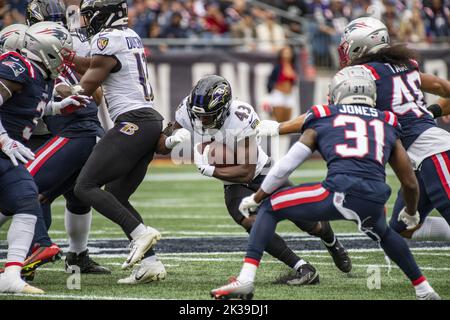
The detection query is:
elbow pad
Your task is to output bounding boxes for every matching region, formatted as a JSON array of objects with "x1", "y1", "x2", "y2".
[{"x1": 261, "y1": 142, "x2": 312, "y2": 194}]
